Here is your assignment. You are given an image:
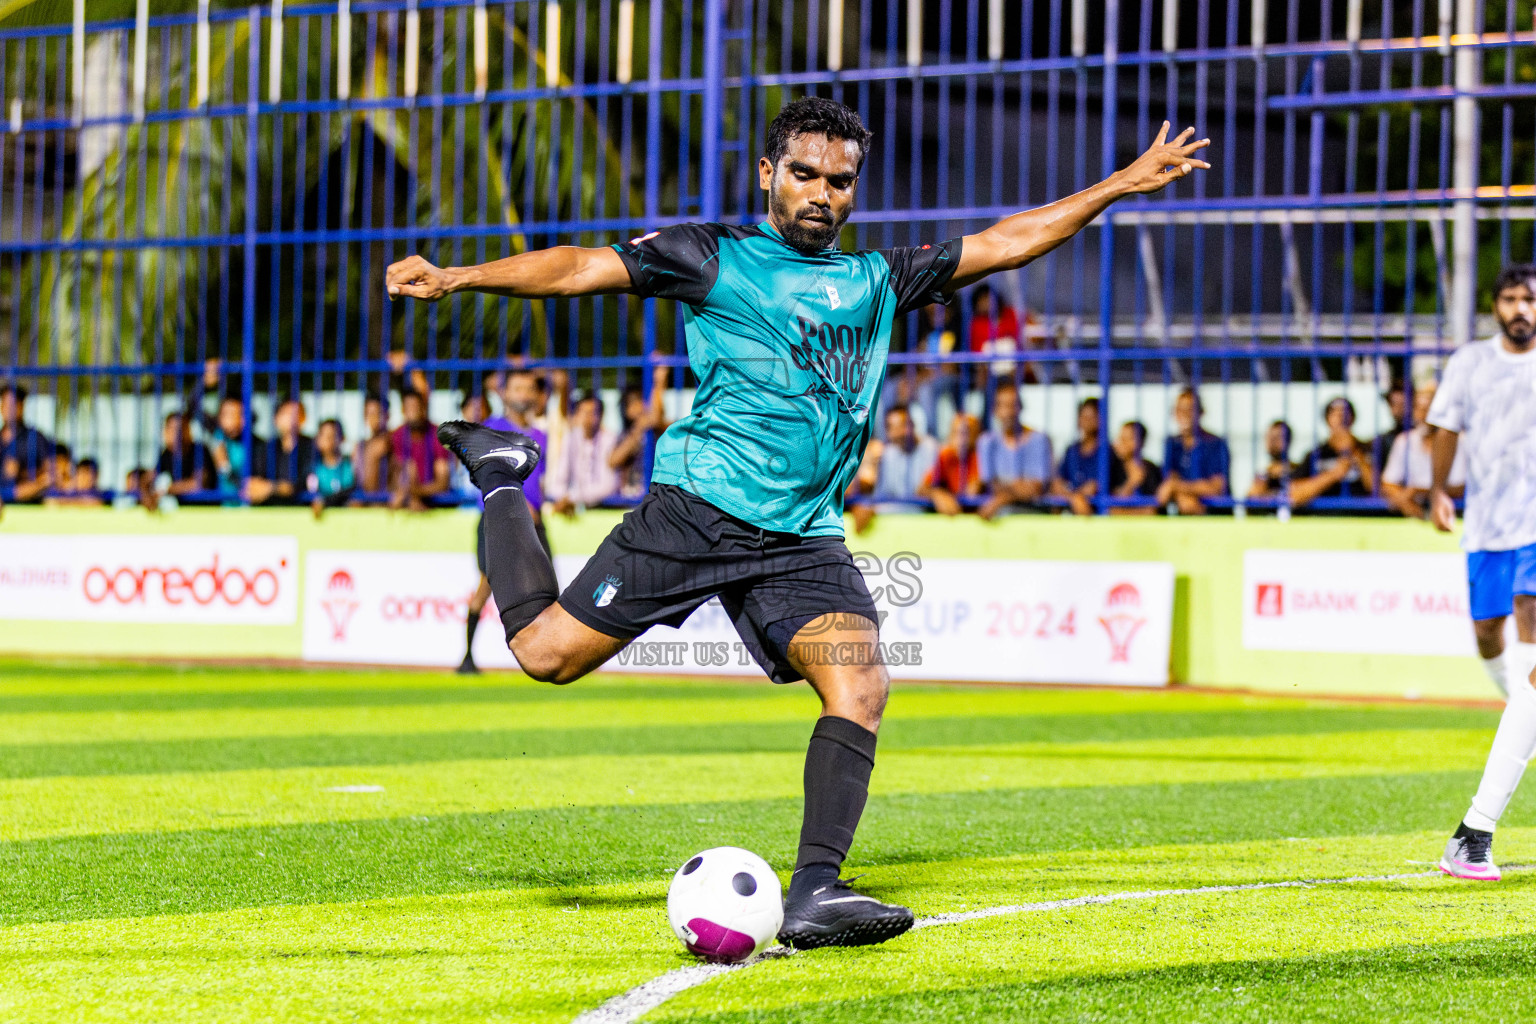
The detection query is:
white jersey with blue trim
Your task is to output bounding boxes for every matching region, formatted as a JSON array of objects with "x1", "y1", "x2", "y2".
[{"x1": 1427, "y1": 335, "x2": 1536, "y2": 552}]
